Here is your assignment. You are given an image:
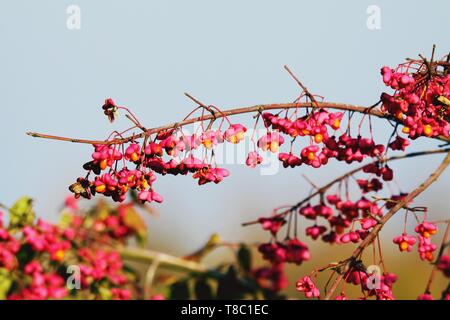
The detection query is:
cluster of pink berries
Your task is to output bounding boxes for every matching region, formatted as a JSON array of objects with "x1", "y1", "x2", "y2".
[
  {"x1": 295, "y1": 269, "x2": 398, "y2": 300},
  {"x1": 245, "y1": 110, "x2": 386, "y2": 170},
  {"x1": 393, "y1": 220, "x2": 438, "y2": 262},
  {"x1": 77, "y1": 248, "x2": 129, "y2": 292},
  {"x1": 437, "y1": 255, "x2": 450, "y2": 278},
  {"x1": 380, "y1": 62, "x2": 450, "y2": 144},
  {"x1": 0, "y1": 212, "x2": 20, "y2": 270},
  {"x1": 70, "y1": 99, "x2": 248, "y2": 204},
  {"x1": 252, "y1": 263, "x2": 288, "y2": 292},
  {"x1": 393, "y1": 234, "x2": 416, "y2": 252},
  {"x1": 258, "y1": 239, "x2": 310, "y2": 266},
  {"x1": 418, "y1": 252, "x2": 450, "y2": 300},
  {"x1": 262, "y1": 109, "x2": 343, "y2": 142},
  {"x1": 0, "y1": 199, "x2": 141, "y2": 300},
  {"x1": 297, "y1": 193, "x2": 384, "y2": 245},
  {"x1": 54, "y1": 54, "x2": 449, "y2": 300},
  {"x1": 8, "y1": 261, "x2": 68, "y2": 300},
  {"x1": 23, "y1": 220, "x2": 72, "y2": 263},
  {"x1": 66, "y1": 202, "x2": 146, "y2": 244},
  {"x1": 416, "y1": 221, "x2": 438, "y2": 261},
  {"x1": 347, "y1": 269, "x2": 398, "y2": 300},
  {"x1": 254, "y1": 164, "x2": 400, "y2": 265},
  {"x1": 295, "y1": 276, "x2": 320, "y2": 299}
]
